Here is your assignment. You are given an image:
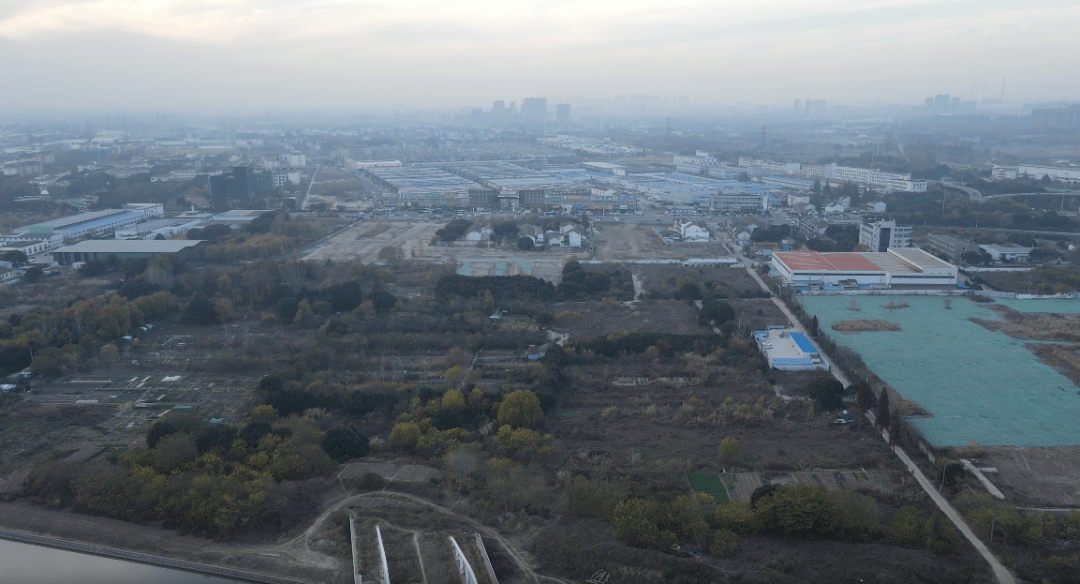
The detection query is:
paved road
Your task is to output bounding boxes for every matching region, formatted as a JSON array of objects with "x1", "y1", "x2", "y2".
[
  {"x1": 300, "y1": 166, "x2": 321, "y2": 210},
  {"x1": 891, "y1": 445, "x2": 1017, "y2": 584}
]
